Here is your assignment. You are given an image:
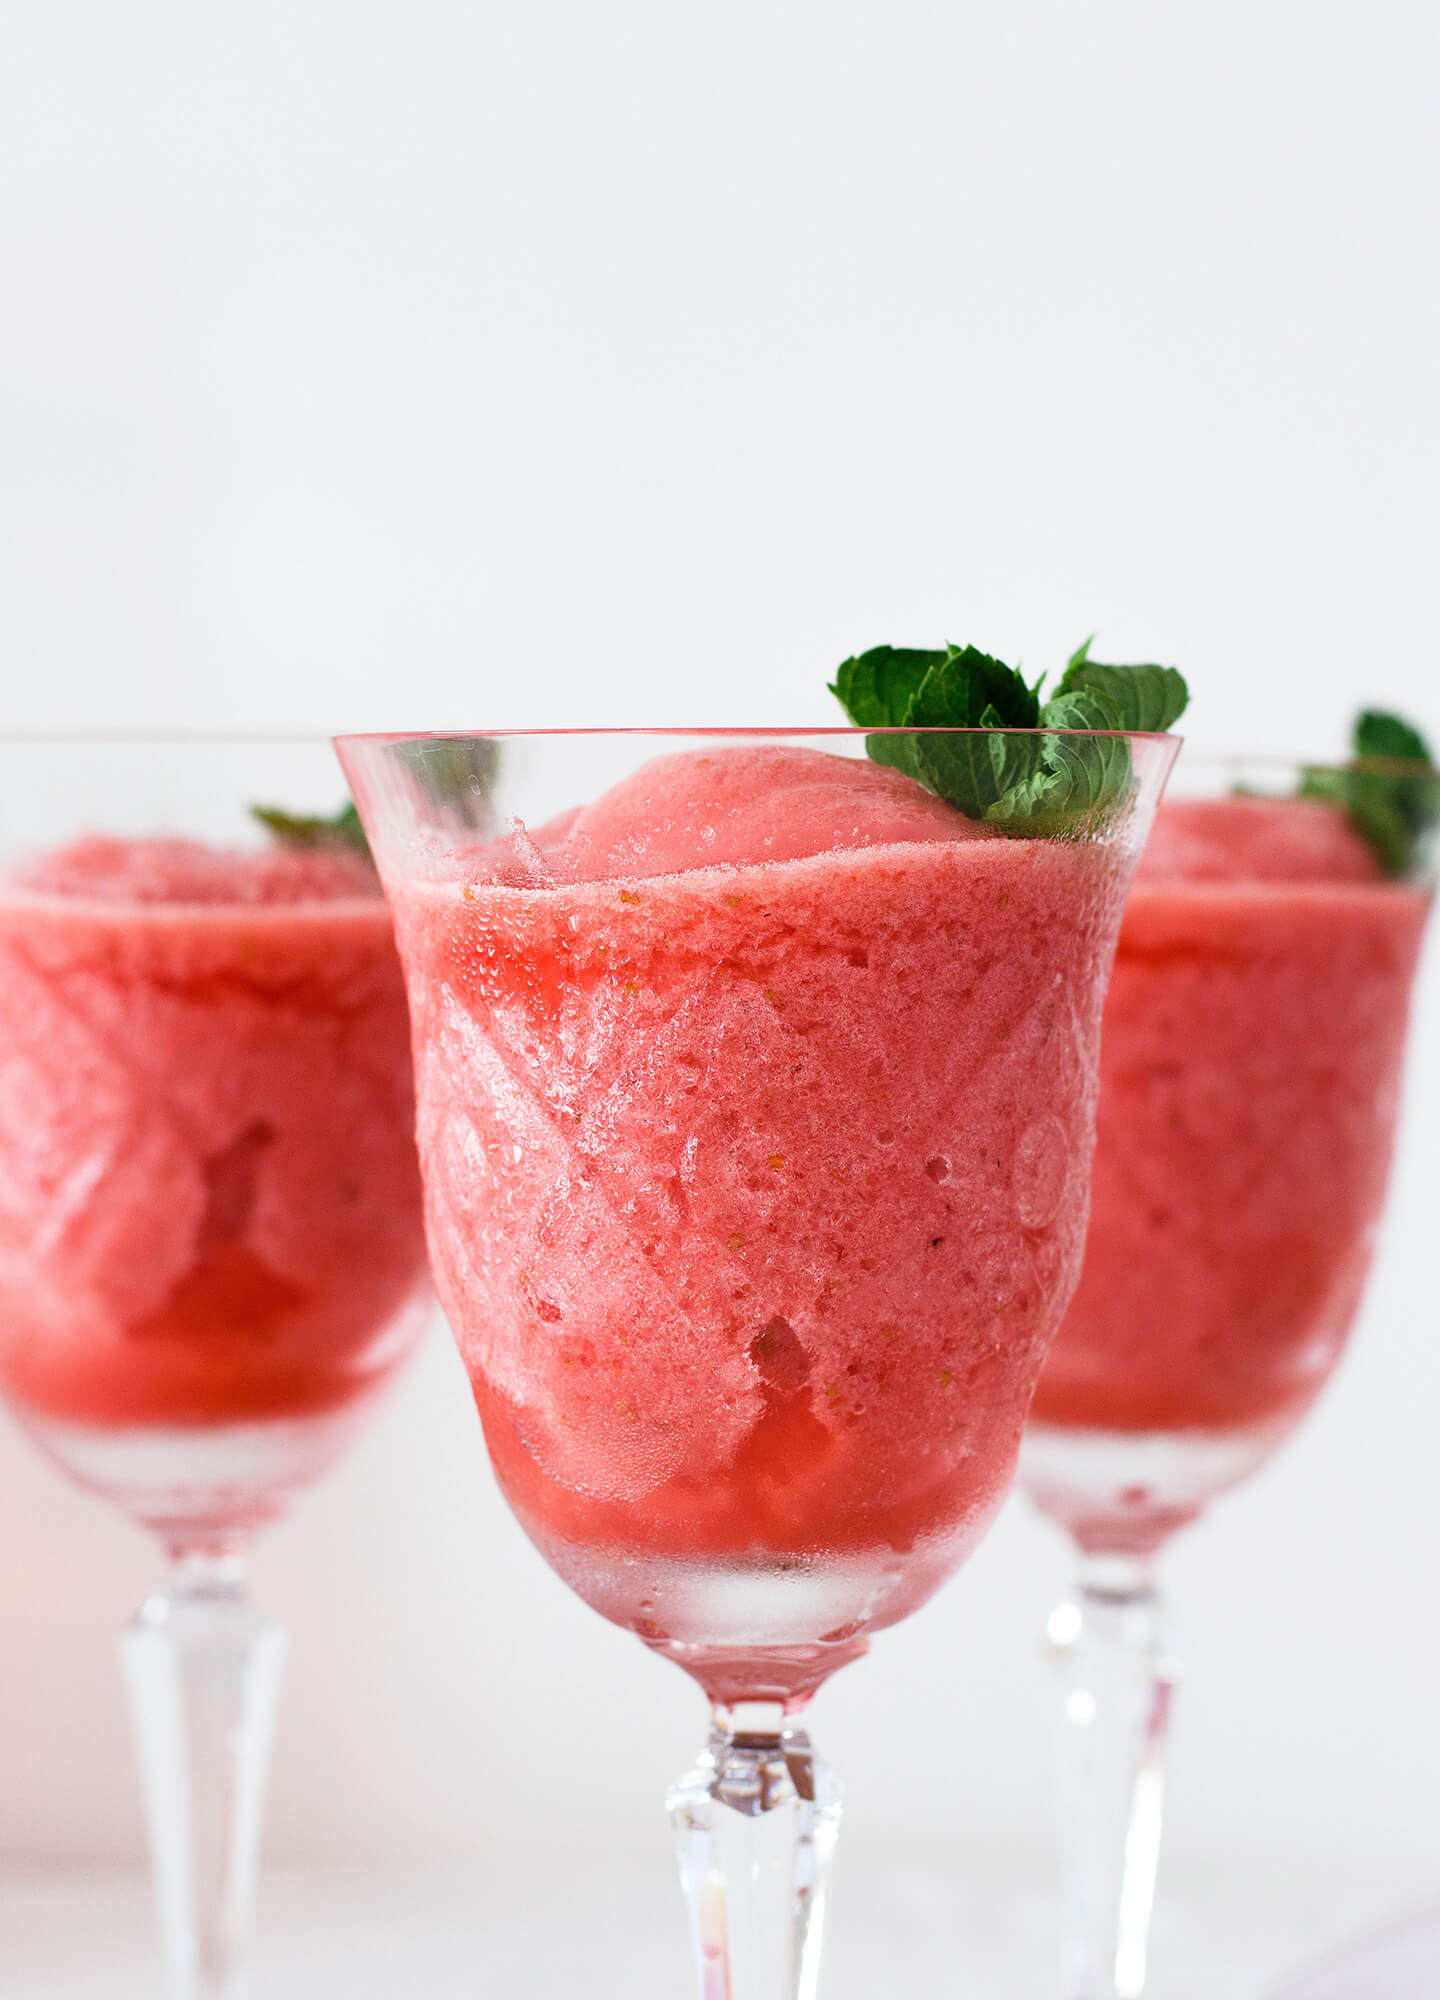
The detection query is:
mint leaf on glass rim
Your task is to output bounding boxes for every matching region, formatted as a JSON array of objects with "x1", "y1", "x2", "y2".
[
  {"x1": 252, "y1": 743, "x2": 498, "y2": 859},
  {"x1": 1056, "y1": 642, "x2": 1190, "y2": 735},
  {"x1": 831, "y1": 644, "x2": 1043, "y2": 734},
  {"x1": 1299, "y1": 709, "x2": 1440, "y2": 878},
  {"x1": 907, "y1": 647, "x2": 1043, "y2": 815},
  {"x1": 830, "y1": 643, "x2": 1047, "y2": 810},
  {"x1": 829, "y1": 636, "x2": 1188, "y2": 836},
  {"x1": 829, "y1": 646, "x2": 943, "y2": 729},
  {"x1": 1354, "y1": 710, "x2": 1432, "y2": 765},
  {"x1": 251, "y1": 801, "x2": 372, "y2": 859}
]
